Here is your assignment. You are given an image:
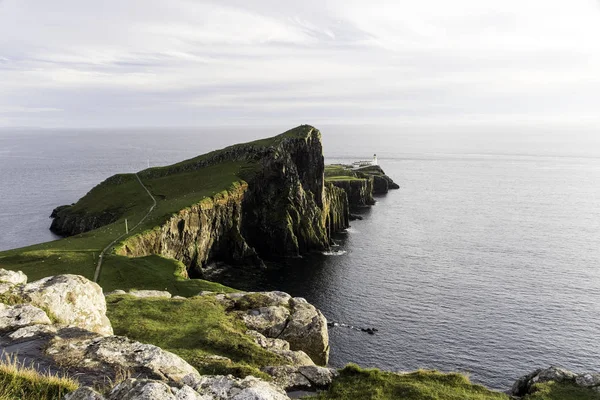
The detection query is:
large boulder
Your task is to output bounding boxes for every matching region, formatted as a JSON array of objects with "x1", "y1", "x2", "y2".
[
  {"x1": 15, "y1": 274, "x2": 113, "y2": 335},
  {"x1": 108, "y1": 379, "x2": 176, "y2": 400},
  {"x1": 0, "y1": 303, "x2": 51, "y2": 332},
  {"x1": 236, "y1": 292, "x2": 329, "y2": 365},
  {"x1": 278, "y1": 298, "x2": 329, "y2": 366},
  {"x1": 511, "y1": 366, "x2": 577, "y2": 396},
  {"x1": 261, "y1": 365, "x2": 337, "y2": 391},
  {"x1": 576, "y1": 373, "x2": 600, "y2": 389},
  {"x1": 183, "y1": 374, "x2": 290, "y2": 400},
  {"x1": 0, "y1": 269, "x2": 27, "y2": 285},
  {"x1": 65, "y1": 387, "x2": 106, "y2": 400},
  {"x1": 46, "y1": 335, "x2": 199, "y2": 385},
  {"x1": 246, "y1": 330, "x2": 313, "y2": 367}
]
